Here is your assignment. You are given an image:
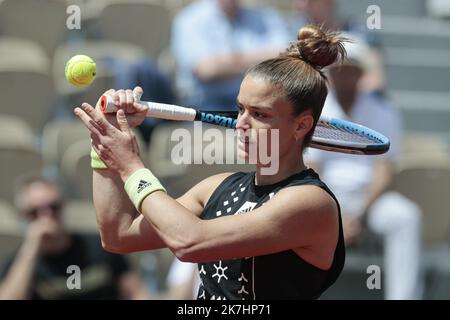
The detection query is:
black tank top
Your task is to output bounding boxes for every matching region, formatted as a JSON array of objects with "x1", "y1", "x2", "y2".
[{"x1": 196, "y1": 169, "x2": 345, "y2": 300}]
